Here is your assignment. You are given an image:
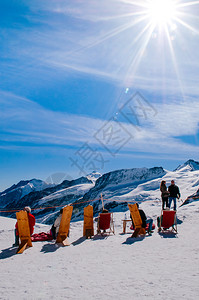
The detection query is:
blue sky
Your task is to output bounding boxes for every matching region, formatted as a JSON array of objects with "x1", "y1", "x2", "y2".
[{"x1": 0, "y1": 0, "x2": 199, "y2": 191}]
